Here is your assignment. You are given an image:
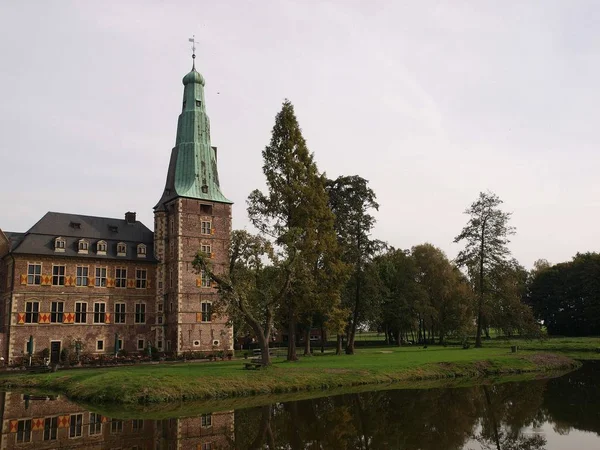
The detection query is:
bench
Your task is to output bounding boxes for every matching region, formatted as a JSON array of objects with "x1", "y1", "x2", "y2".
[
  {"x1": 26, "y1": 365, "x2": 52, "y2": 374},
  {"x1": 243, "y1": 359, "x2": 267, "y2": 370}
]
